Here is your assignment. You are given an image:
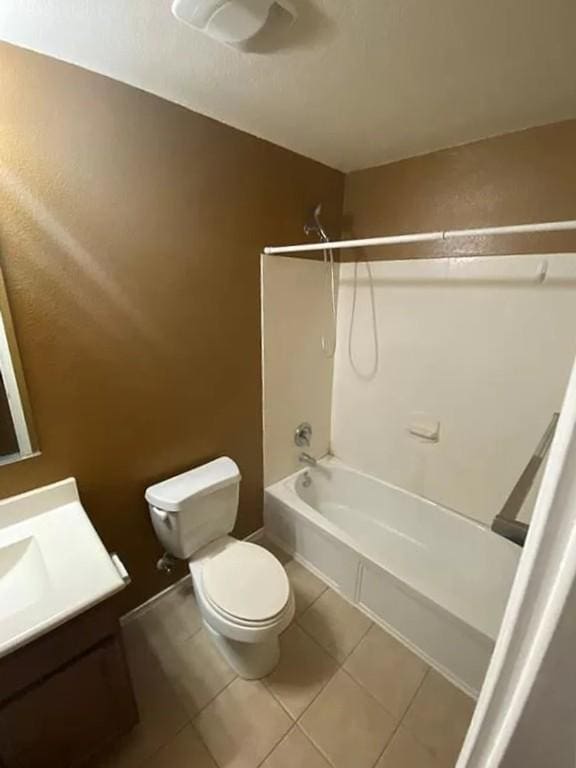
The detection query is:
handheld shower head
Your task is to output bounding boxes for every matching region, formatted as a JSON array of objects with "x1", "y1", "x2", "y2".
[
  {"x1": 302, "y1": 203, "x2": 337, "y2": 359},
  {"x1": 304, "y1": 203, "x2": 330, "y2": 242}
]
